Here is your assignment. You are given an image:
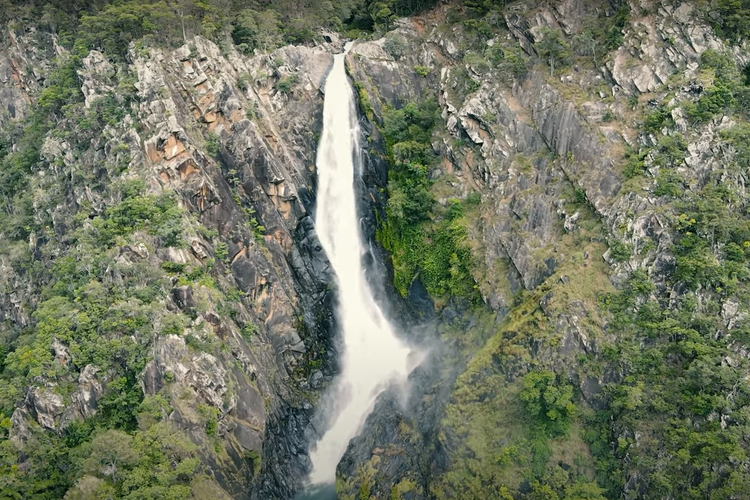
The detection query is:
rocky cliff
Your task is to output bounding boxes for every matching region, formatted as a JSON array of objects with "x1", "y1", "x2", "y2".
[
  {"x1": 336, "y1": 1, "x2": 750, "y2": 499},
  {"x1": 0, "y1": 25, "x2": 343, "y2": 499}
]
